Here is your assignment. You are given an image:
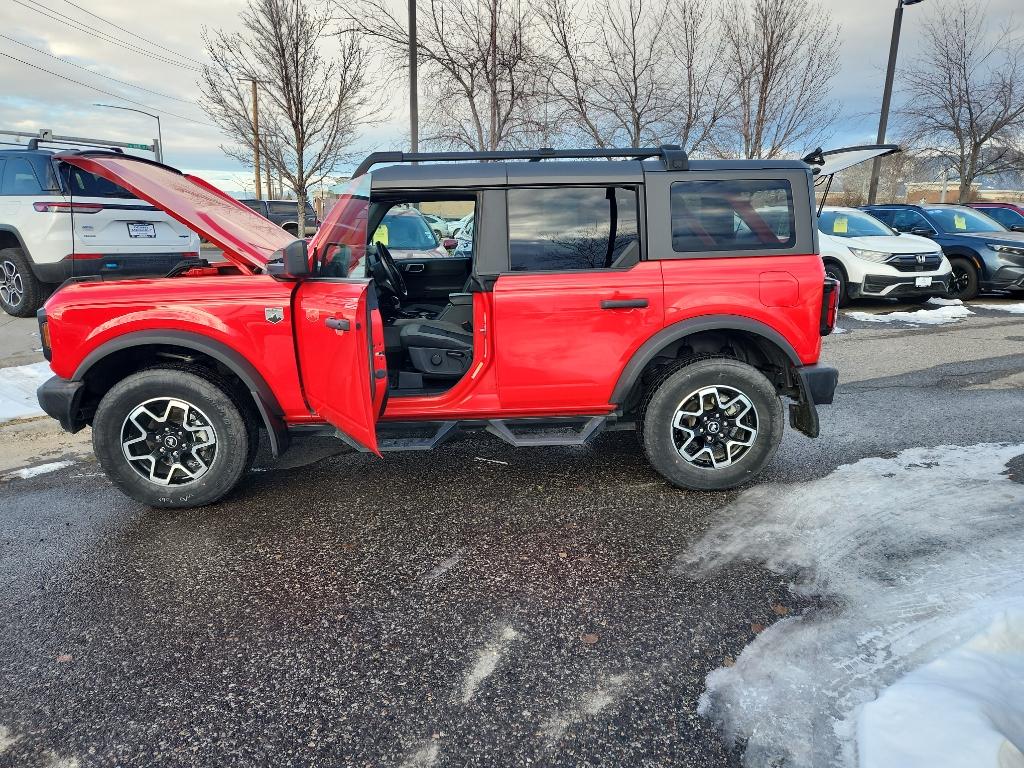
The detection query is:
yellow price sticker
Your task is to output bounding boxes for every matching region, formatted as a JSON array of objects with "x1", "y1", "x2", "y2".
[
  {"x1": 372, "y1": 223, "x2": 389, "y2": 245},
  {"x1": 833, "y1": 216, "x2": 848, "y2": 234},
  {"x1": 954, "y1": 214, "x2": 967, "y2": 230}
]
